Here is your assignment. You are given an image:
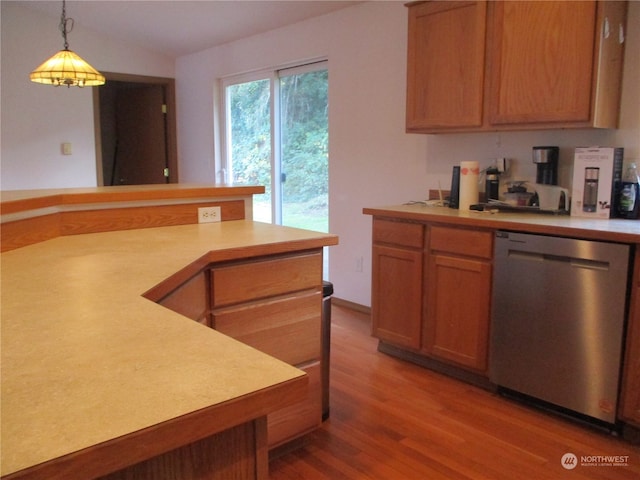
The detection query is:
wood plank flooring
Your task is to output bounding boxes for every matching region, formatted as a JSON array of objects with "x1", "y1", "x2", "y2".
[{"x1": 269, "y1": 305, "x2": 640, "y2": 479}]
